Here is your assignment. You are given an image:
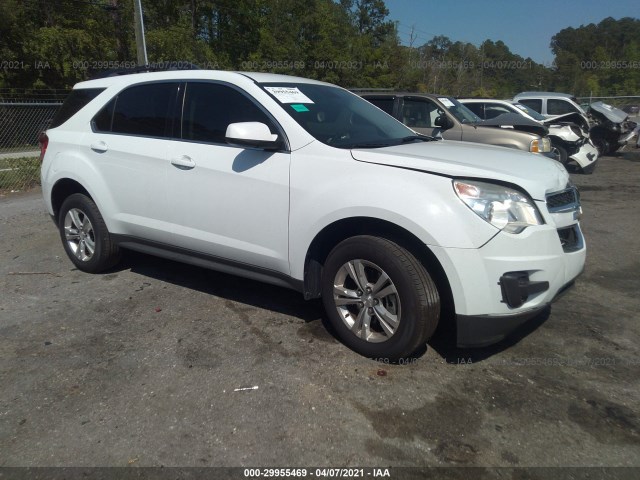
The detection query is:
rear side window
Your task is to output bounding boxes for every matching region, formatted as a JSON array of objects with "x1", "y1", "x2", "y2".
[
  {"x1": 181, "y1": 82, "x2": 275, "y2": 144},
  {"x1": 518, "y1": 99, "x2": 542, "y2": 113},
  {"x1": 93, "y1": 82, "x2": 179, "y2": 137},
  {"x1": 366, "y1": 97, "x2": 395, "y2": 115},
  {"x1": 51, "y1": 88, "x2": 105, "y2": 128}
]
